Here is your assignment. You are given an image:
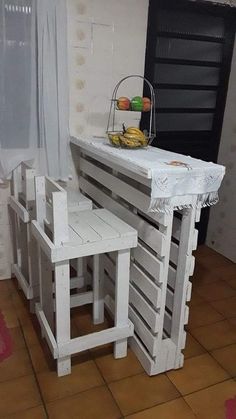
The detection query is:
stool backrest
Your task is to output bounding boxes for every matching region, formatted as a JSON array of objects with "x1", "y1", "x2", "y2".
[
  {"x1": 35, "y1": 176, "x2": 69, "y2": 245},
  {"x1": 12, "y1": 162, "x2": 36, "y2": 213}
]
